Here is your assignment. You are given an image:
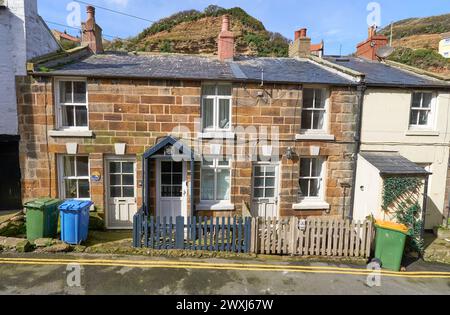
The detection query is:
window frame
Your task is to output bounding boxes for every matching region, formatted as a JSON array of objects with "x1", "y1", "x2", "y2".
[
  {"x1": 57, "y1": 155, "x2": 91, "y2": 201},
  {"x1": 300, "y1": 87, "x2": 330, "y2": 134},
  {"x1": 201, "y1": 83, "x2": 233, "y2": 132},
  {"x1": 408, "y1": 91, "x2": 436, "y2": 130},
  {"x1": 298, "y1": 157, "x2": 326, "y2": 202},
  {"x1": 54, "y1": 77, "x2": 89, "y2": 131},
  {"x1": 200, "y1": 156, "x2": 232, "y2": 203},
  {"x1": 159, "y1": 160, "x2": 184, "y2": 198},
  {"x1": 108, "y1": 160, "x2": 137, "y2": 199},
  {"x1": 252, "y1": 163, "x2": 278, "y2": 200}
]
